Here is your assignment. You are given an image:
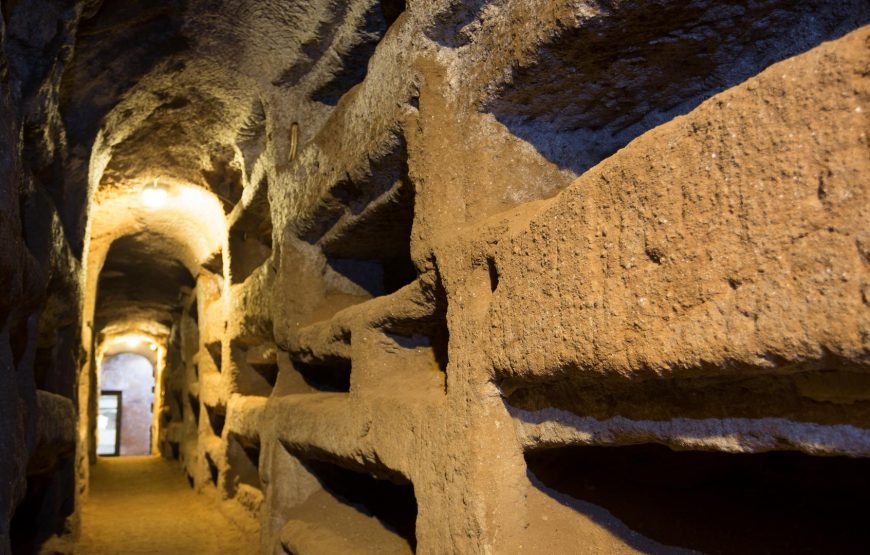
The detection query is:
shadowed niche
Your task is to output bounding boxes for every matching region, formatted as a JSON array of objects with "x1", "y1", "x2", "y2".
[{"x1": 526, "y1": 443, "x2": 870, "y2": 554}]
